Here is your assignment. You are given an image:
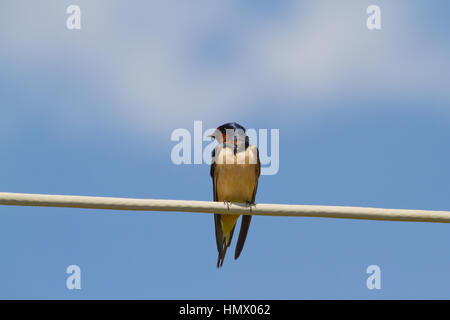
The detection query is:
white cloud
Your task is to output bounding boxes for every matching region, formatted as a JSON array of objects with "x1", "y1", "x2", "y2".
[{"x1": 0, "y1": 0, "x2": 448, "y2": 139}]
